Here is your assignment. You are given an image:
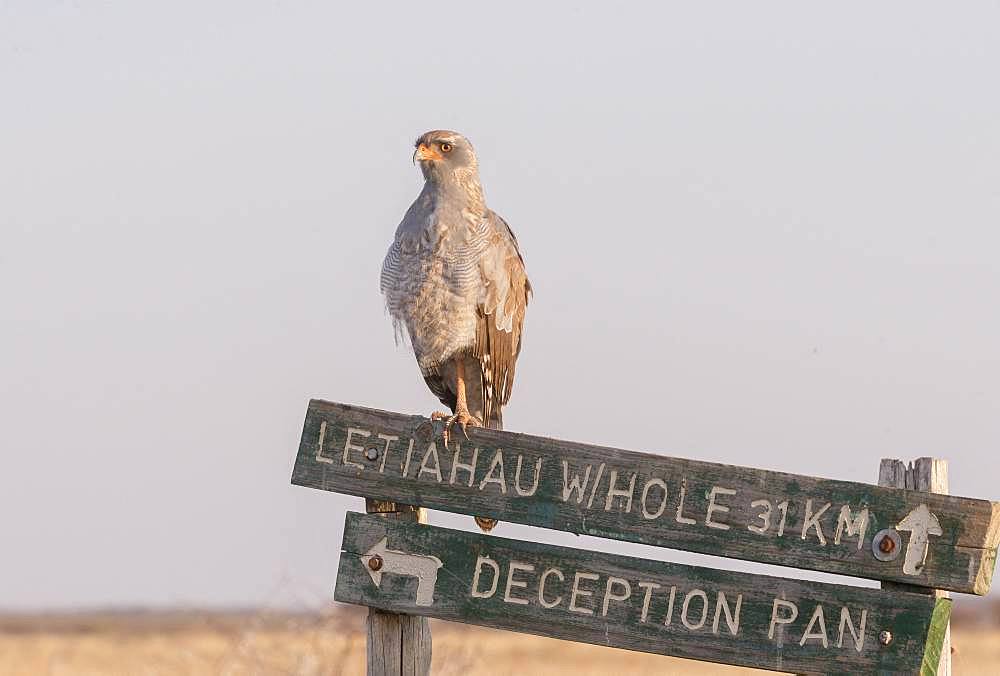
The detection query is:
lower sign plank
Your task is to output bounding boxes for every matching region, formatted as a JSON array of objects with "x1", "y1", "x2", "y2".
[{"x1": 336, "y1": 513, "x2": 950, "y2": 675}]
